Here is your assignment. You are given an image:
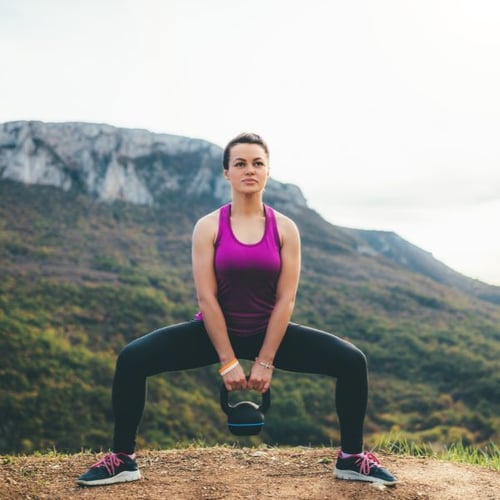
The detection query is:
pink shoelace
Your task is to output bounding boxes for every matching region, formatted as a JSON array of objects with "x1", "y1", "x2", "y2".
[
  {"x1": 355, "y1": 452, "x2": 380, "y2": 475},
  {"x1": 91, "y1": 453, "x2": 124, "y2": 475}
]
